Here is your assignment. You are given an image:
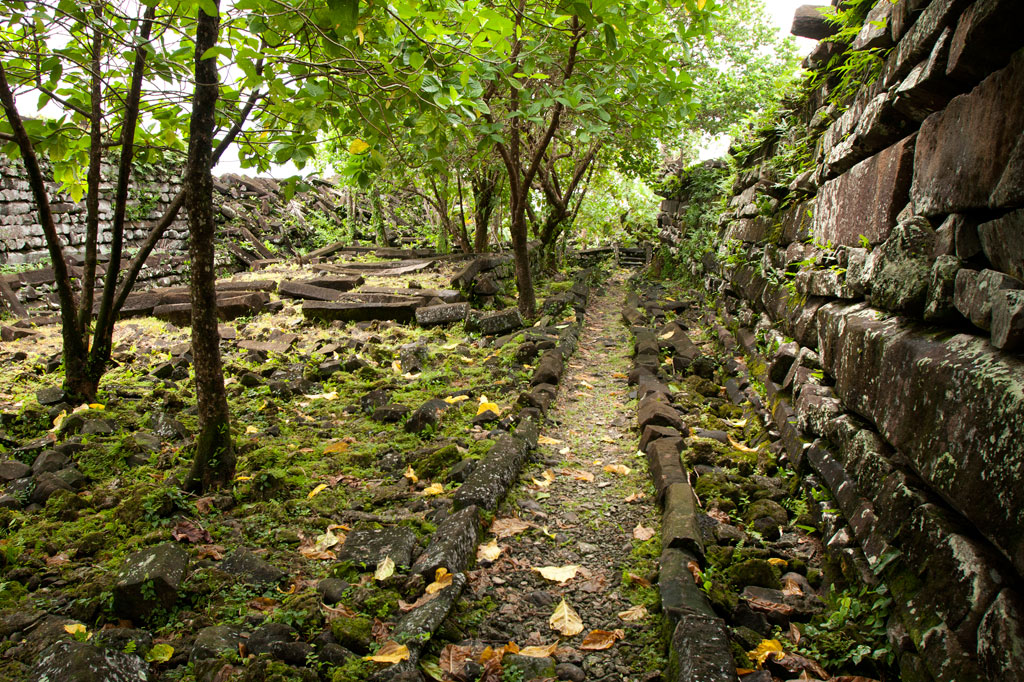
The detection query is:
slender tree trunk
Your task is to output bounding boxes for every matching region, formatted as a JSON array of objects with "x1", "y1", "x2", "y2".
[
  {"x1": 0, "y1": 63, "x2": 91, "y2": 399},
  {"x1": 185, "y1": 0, "x2": 234, "y2": 493},
  {"x1": 371, "y1": 184, "x2": 388, "y2": 246},
  {"x1": 509, "y1": 196, "x2": 535, "y2": 317},
  {"x1": 78, "y1": 12, "x2": 103, "y2": 337},
  {"x1": 472, "y1": 171, "x2": 498, "y2": 253}
]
